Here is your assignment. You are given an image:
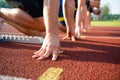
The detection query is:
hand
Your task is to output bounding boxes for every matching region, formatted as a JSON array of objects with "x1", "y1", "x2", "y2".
[
  {"x1": 63, "y1": 28, "x2": 76, "y2": 41},
  {"x1": 32, "y1": 33, "x2": 60, "y2": 61}
]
